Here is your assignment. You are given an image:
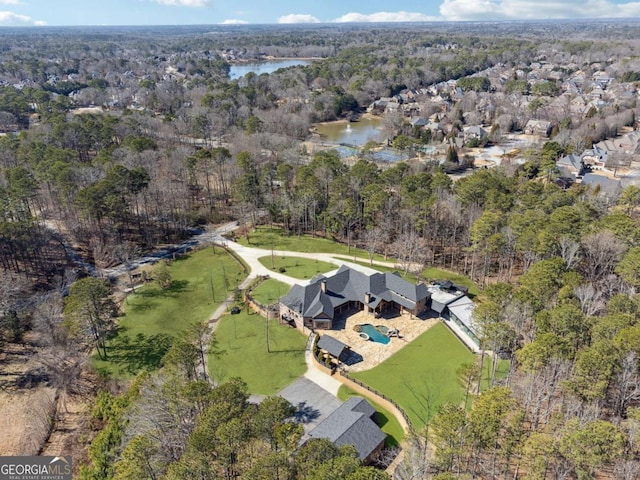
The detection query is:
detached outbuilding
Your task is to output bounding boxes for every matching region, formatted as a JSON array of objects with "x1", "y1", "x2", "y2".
[
  {"x1": 306, "y1": 397, "x2": 386, "y2": 463},
  {"x1": 317, "y1": 334, "x2": 351, "y2": 363}
]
